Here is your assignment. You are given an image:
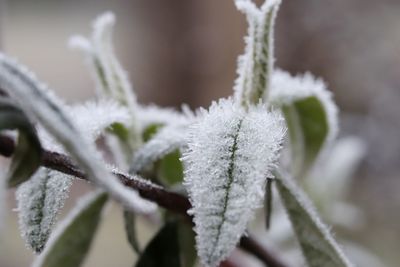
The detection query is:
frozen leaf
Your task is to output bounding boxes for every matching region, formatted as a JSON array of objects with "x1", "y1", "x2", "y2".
[
  {"x1": 0, "y1": 97, "x2": 42, "y2": 187},
  {"x1": 274, "y1": 170, "x2": 354, "y2": 267},
  {"x1": 130, "y1": 125, "x2": 188, "y2": 174},
  {"x1": 16, "y1": 168, "x2": 73, "y2": 253},
  {"x1": 32, "y1": 191, "x2": 108, "y2": 267},
  {"x1": 0, "y1": 53, "x2": 156, "y2": 214},
  {"x1": 135, "y1": 221, "x2": 181, "y2": 267},
  {"x1": 270, "y1": 70, "x2": 339, "y2": 176},
  {"x1": 183, "y1": 99, "x2": 285, "y2": 267},
  {"x1": 69, "y1": 12, "x2": 141, "y2": 151},
  {"x1": 234, "y1": 0, "x2": 281, "y2": 106}
]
